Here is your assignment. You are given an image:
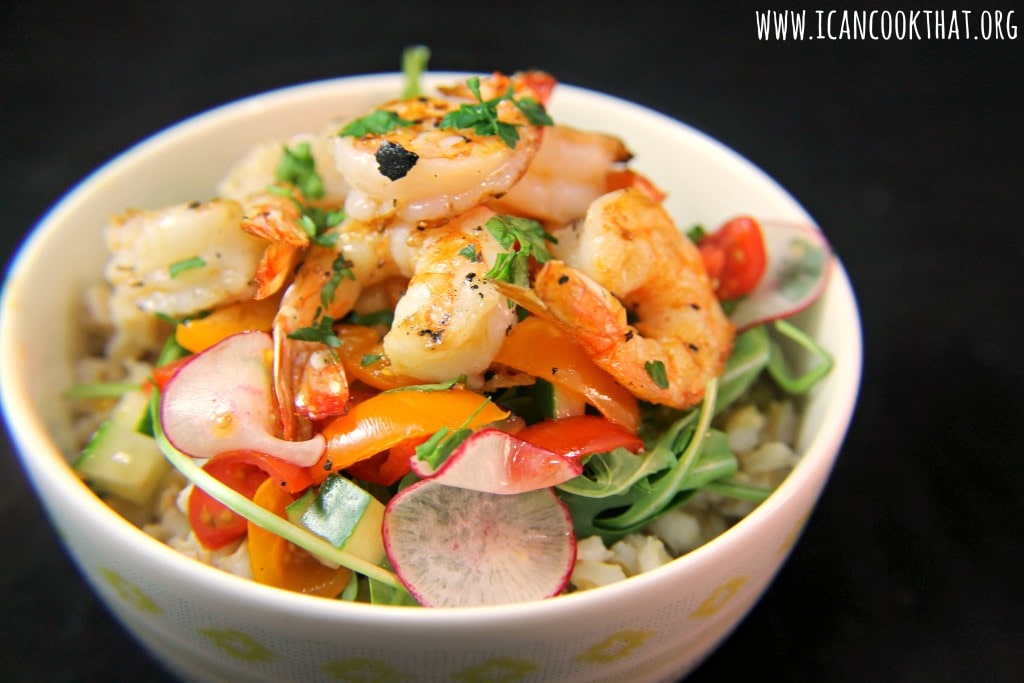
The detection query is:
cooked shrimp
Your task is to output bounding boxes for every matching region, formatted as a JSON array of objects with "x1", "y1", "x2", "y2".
[
  {"x1": 217, "y1": 122, "x2": 350, "y2": 203},
  {"x1": 488, "y1": 124, "x2": 633, "y2": 226},
  {"x1": 382, "y1": 205, "x2": 518, "y2": 385},
  {"x1": 530, "y1": 188, "x2": 734, "y2": 409},
  {"x1": 333, "y1": 72, "x2": 552, "y2": 227},
  {"x1": 239, "y1": 190, "x2": 311, "y2": 300},
  {"x1": 273, "y1": 219, "x2": 401, "y2": 437},
  {"x1": 104, "y1": 199, "x2": 267, "y2": 358}
]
